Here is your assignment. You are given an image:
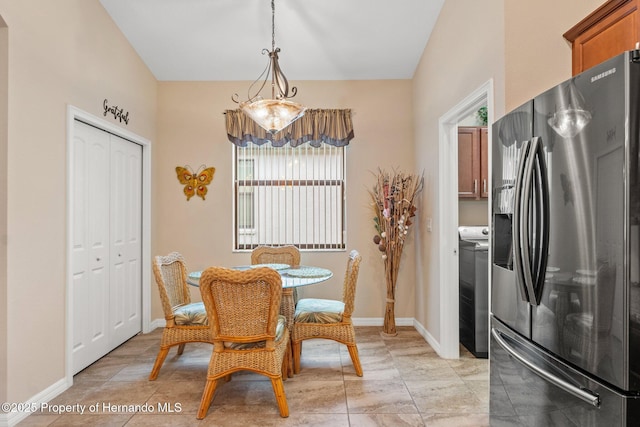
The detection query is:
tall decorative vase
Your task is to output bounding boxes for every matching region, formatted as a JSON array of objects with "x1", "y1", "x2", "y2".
[
  {"x1": 370, "y1": 169, "x2": 423, "y2": 337},
  {"x1": 382, "y1": 242, "x2": 401, "y2": 336}
]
